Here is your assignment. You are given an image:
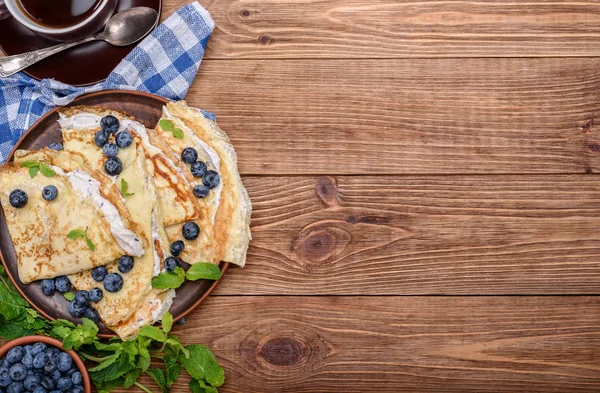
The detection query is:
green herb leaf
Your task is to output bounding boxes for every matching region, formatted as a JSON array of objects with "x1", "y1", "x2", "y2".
[
  {"x1": 186, "y1": 263, "x2": 222, "y2": 281},
  {"x1": 39, "y1": 162, "x2": 55, "y2": 177},
  {"x1": 88, "y1": 353, "x2": 134, "y2": 382},
  {"x1": 146, "y1": 369, "x2": 168, "y2": 393},
  {"x1": 123, "y1": 368, "x2": 141, "y2": 389},
  {"x1": 136, "y1": 336, "x2": 151, "y2": 372},
  {"x1": 85, "y1": 236, "x2": 96, "y2": 251},
  {"x1": 164, "y1": 354, "x2": 181, "y2": 388},
  {"x1": 120, "y1": 178, "x2": 135, "y2": 197},
  {"x1": 0, "y1": 279, "x2": 29, "y2": 320},
  {"x1": 164, "y1": 335, "x2": 188, "y2": 358},
  {"x1": 67, "y1": 229, "x2": 86, "y2": 239},
  {"x1": 88, "y1": 352, "x2": 120, "y2": 372},
  {"x1": 162, "y1": 311, "x2": 173, "y2": 334},
  {"x1": 179, "y1": 344, "x2": 224, "y2": 388},
  {"x1": 20, "y1": 160, "x2": 39, "y2": 168},
  {"x1": 63, "y1": 292, "x2": 75, "y2": 301},
  {"x1": 0, "y1": 317, "x2": 36, "y2": 340},
  {"x1": 138, "y1": 325, "x2": 167, "y2": 343},
  {"x1": 159, "y1": 119, "x2": 175, "y2": 131},
  {"x1": 190, "y1": 379, "x2": 219, "y2": 393},
  {"x1": 172, "y1": 127, "x2": 184, "y2": 139},
  {"x1": 62, "y1": 318, "x2": 98, "y2": 350},
  {"x1": 28, "y1": 166, "x2": 39, "y2": 178},
  {"x1": 151, "y1": 267, "x2": 186, "y2": 289}
]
